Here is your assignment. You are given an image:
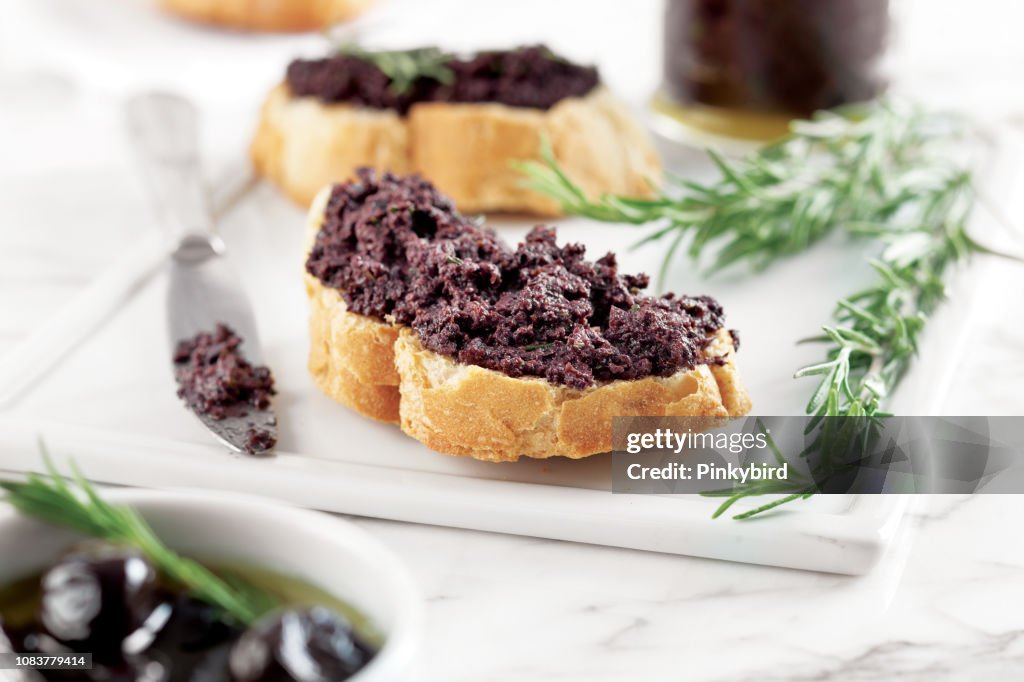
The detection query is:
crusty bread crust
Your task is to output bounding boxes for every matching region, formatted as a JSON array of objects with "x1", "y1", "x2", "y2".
[
  {"x1": 306, "y1": 276, "x2": 402, "y2": 423},
  {"x1": 254, "y1": 86, "x2": 410, "y2": 209},
  {"x1": 303, "y1": 187, "x2": 751, "y2": 460},
  {"x1": 252, "y1": 84, "x2": 661, "y2": 215},
  {"x1": 407, "y1": 90, "x2": 661, "y2": 215},
  {"x1": 394, "y1": 328, "x2": 750, "y2": 462},
  {"x1": 160, "y1": 0, "x2": 374, "y2": 32}
]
